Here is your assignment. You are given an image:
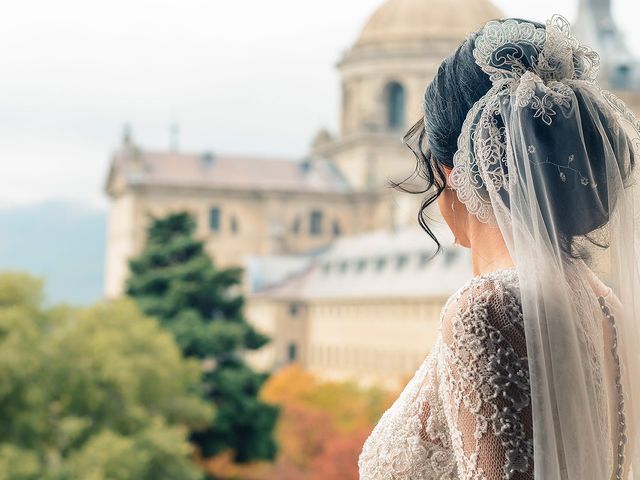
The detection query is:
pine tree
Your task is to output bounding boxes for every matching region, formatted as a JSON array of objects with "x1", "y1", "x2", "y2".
[{"x1": 126, "y1": 212, "x2": 278, "y2": 463}]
